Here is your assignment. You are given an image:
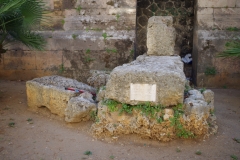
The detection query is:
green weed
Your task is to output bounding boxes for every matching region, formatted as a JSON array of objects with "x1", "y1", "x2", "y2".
[
  {"x1": 106, "y1": 48, "x2": 117, "y2": 53},
  {"x1": 170, "y1": 104, "x2": 194, "y2": 138},
  {"x1": 205, "y1": 67, "x2": 217, "y2": 76},
  {"x1": 226, "y1": 27, "x2": 239, "y2": 31},
  {"x1": 76, "y1": 5, "x2": 82, "y2": 13},
  {"x1": 27, "y1": 118, "x2": 32, "y2": 122},
  {"x1": 233, "y1": 138, "x2": 240, "y2": 143},
  {"x1": 61, "y1": 19, "x2": 65, "y2": 24},
  {"x1": 86, "y1": 49, "x2": 91, "y2": 54},
  {"x1": 231, "y1": 155, "x2": 238, "y2": 160},
  {"x1": 195, "y1": 150, "x2": 202, "y2": 155},
  {"x1": 59, "y1": 64, "x2": 65, "y2": 73},
  {"x1": 199, "y1": 88, "x2": 206, "y2": 94},
  {"x1": 102, "y1": 33, "x2": 108, "y2": 40},
  {"x1": 176, "y1": 148, "x2": 181, "y2": 152},
  {"x1": 103, "y1": 99, "x2": 119, "y2": 112},
  {"x1": 8, "y1": 122, "x2": 15, "y2": 127},
  {"x1": 110, "y1": 155, "x2": 115, "y2": 159},
  {"x1": 116, "y1": 14, "x2": 120, "y2": 21},
  {"x1": 72, "y1": 34, "x2": 77, "y2": 39},
  {"x1": 84, "y1": 150, "x2": 92, "y2": 156}
]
